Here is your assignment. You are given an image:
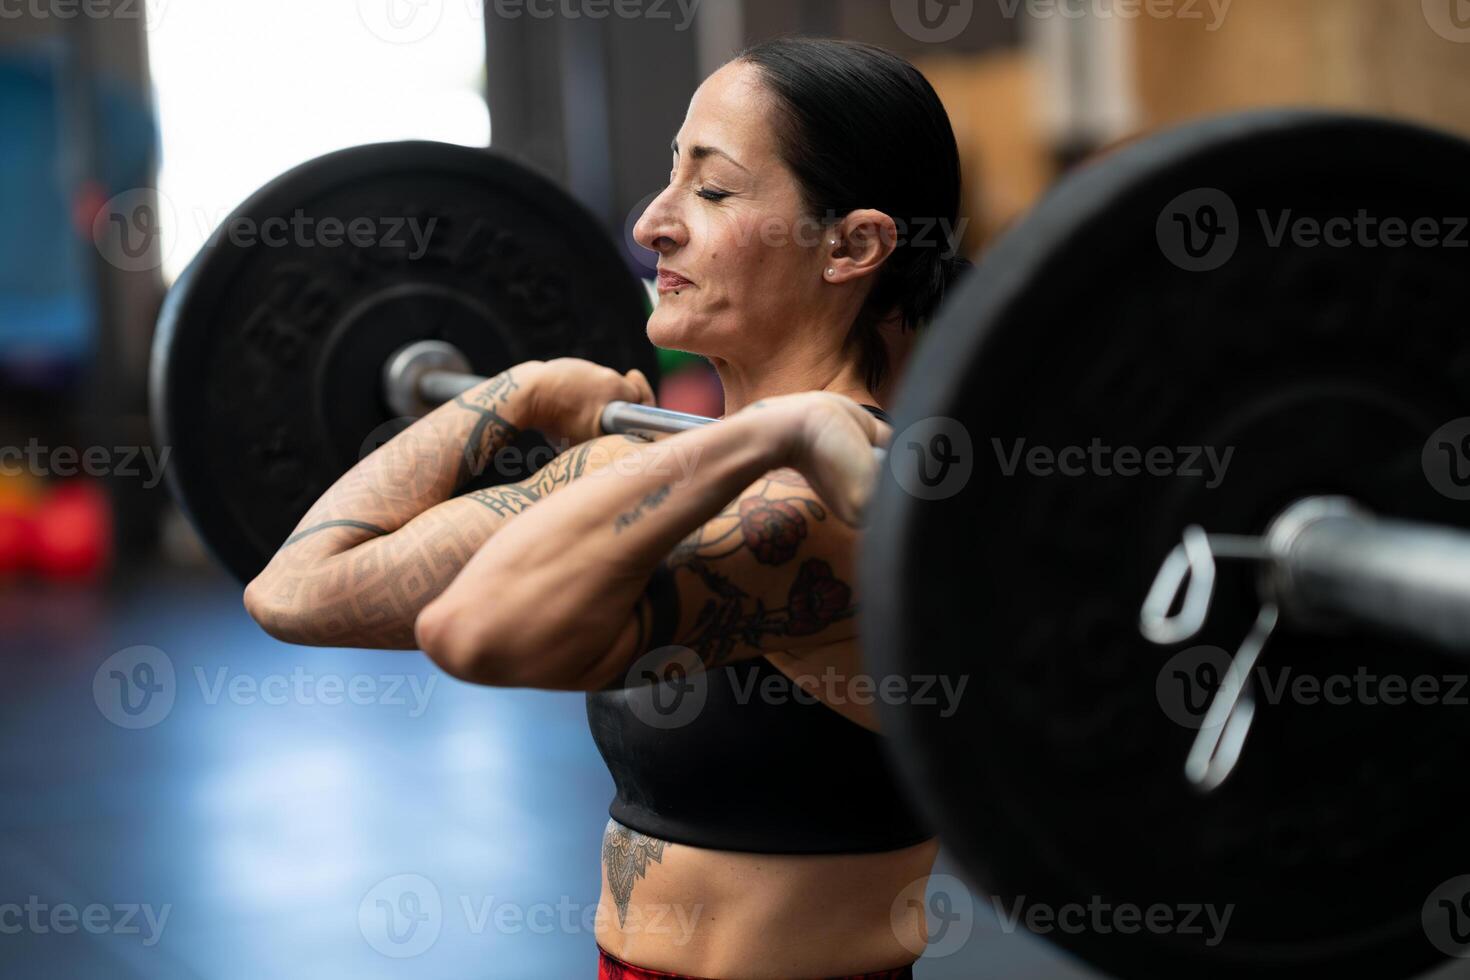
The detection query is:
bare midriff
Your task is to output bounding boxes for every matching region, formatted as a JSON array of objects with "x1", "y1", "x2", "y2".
[{"x1": 595, "y1": 827, "x2": 940, "y2": 979}]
